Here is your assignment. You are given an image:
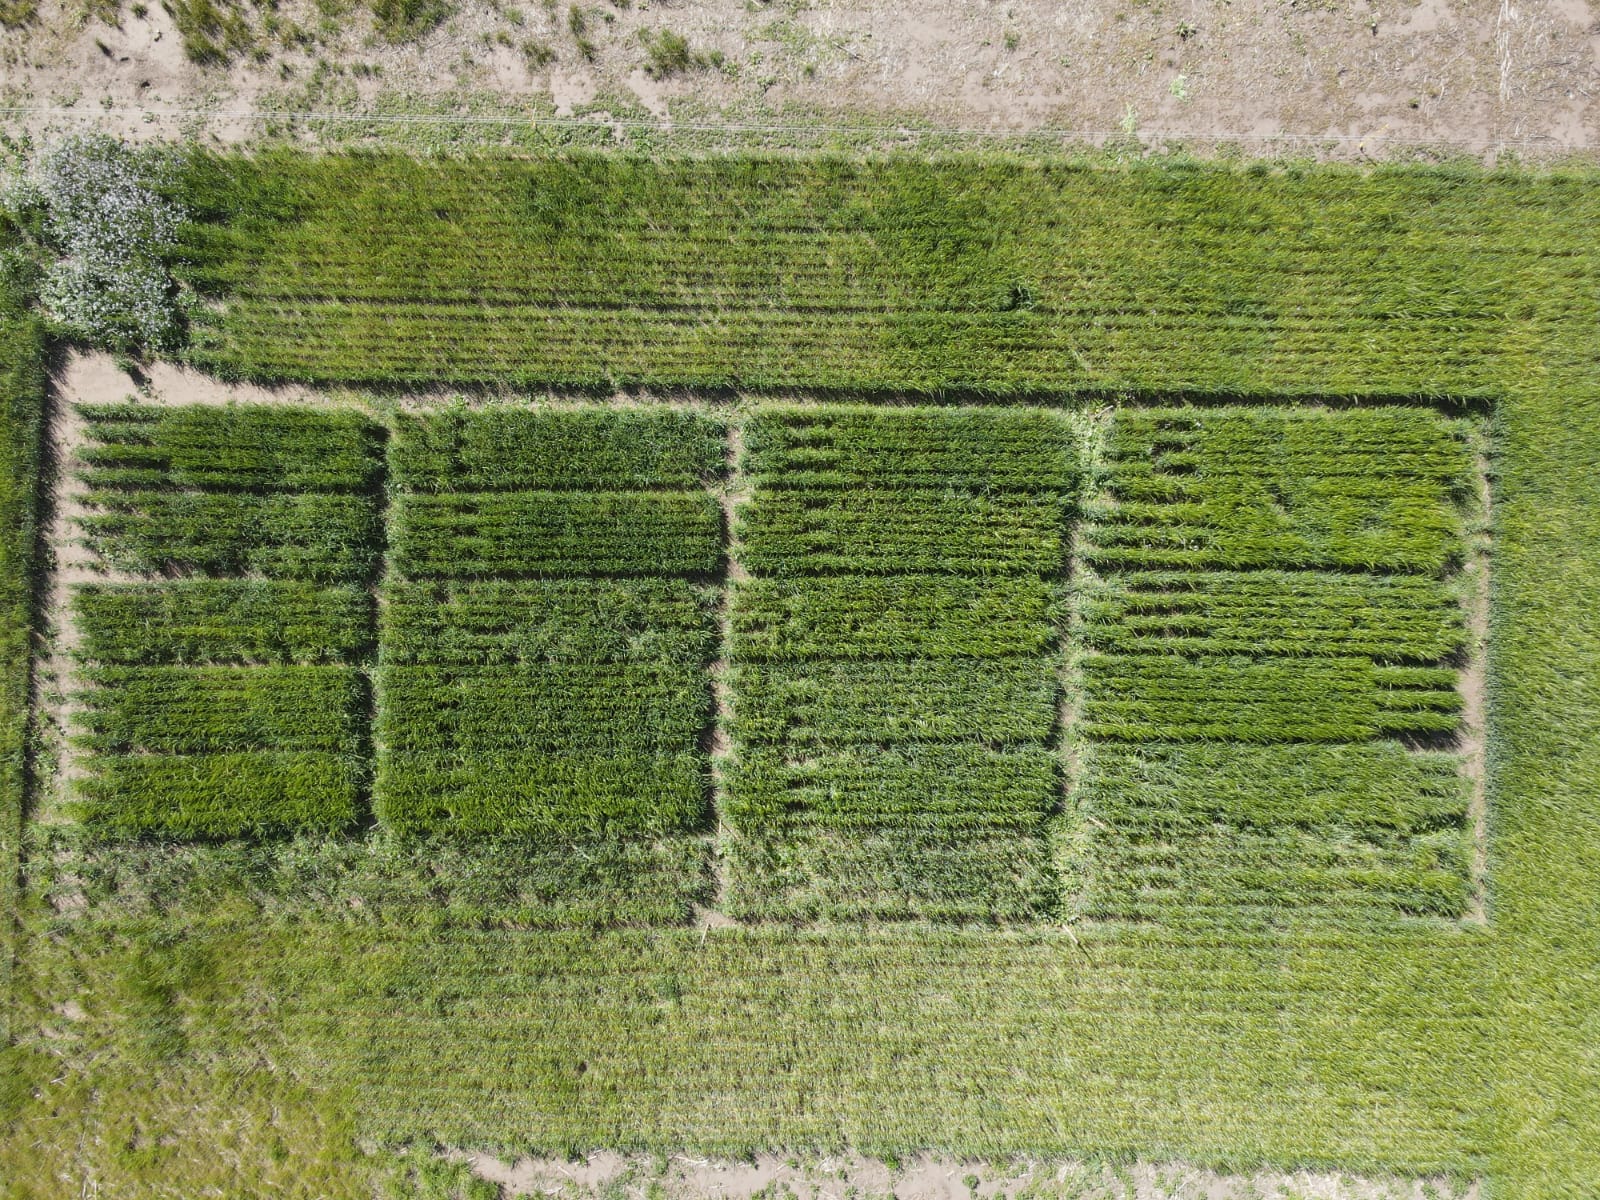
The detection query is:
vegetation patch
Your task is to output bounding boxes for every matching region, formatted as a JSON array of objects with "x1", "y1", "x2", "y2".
[
  {"x1": 374, "y1": 406, "x2": 722, "y2": 905},
  {"x1": 3, "y1": 152, "x2": 1599, "y2": 1199},
  {"x1": 1069, "y1": 407, "x2": 1477, "y2": 924}
]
